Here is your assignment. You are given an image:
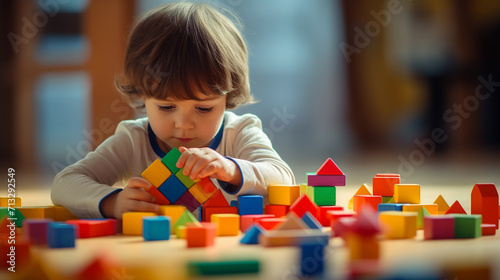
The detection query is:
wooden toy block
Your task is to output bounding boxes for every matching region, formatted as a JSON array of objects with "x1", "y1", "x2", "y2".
[
  {"x1": 173, "y1": 191, "x2": 201, "y2": 212},
  {"x1": 450, "y1": 214, "x2": 482, "y2": 238},
  {"x1": 161, "y1": 147, "x2": 182, "y2": 173},
  {"x1": 300, "y1": 183, "x2": 308, "y2": 195},
  {"x1": 258, "y1": 229, "x2": 329, "y2": 247},
  {"x1": 66, "y1": 219, "x2": 114, "y2": 238},
  {"x1": 379, "y1": 211, "x2": 417, "y2": 239},
  {"x1": 52, "y1": 205, "x2": 79, "y2": 221},
  {"x1": 76, "y1": 253, "x2": 117, "y2": 280},
  {"x1": 372, "y1": 173, "x2": 400, "y2": 196},
  {"x1": 318, "y1": 206, "x2": 344, "y2": 226},
  {"x1": 306, "y1": 186, "x2": 336, "y2": 206},
  {"x1": 17, "y1": 206, "x2": 55, "y2": 220},
  {"x1": 203, "y1": 206, "x2": 238, "y2": 222},
  {"x1": 307, "y1": 173, "x2": 346, "y2": 187},
  {"x1": 143, "y1": 216, "x2": 171, "y2": 241},
  {"x1": 146, "y1": 184, "x2": 171, "y2": 205},
  {"x1": 189, "y1": 181, "x2": 216, "y2": 204},
  {"x1": 238, "y1": 195, "x2": 263, "y2": 215},
  {"x1": 202, "y1": 189, "x2": 229, "y2": 207},
  {"x1": 239, "y1": 214, "x2": 274, "y2": 232},
  {"x1": 173, "y1": 210, "x2": 199, "y2": 234},
  {"x1": 316, "y1": 158, "x2": 343, "y2": 175},
  {"x1": 301, "y1": 212, "x2": 322, "y2": 230},
  {"x1": 211, "y1": 213, "x2": 240, "y2": 236},
  {"x1": 402, "y1": 204, "x2": 438, "y2": 215},
  {"x1": 122, "y1": 212, "x2": 156, "y2": 235},
  {"x1": 186, "y1": 222, "x2": 217, "y2": 247},
  {"x1": 0, "y1": 237, "x2": 30, "y2": 269},
  {"x1": 344, "y1": 232, "x2": 379, "y2": 260},
  {"x1": 327, "y1": 211, "x2": 356, "y2": 228},
  {"x1": 481, "y1": 224, "x2": 496, "y2": 236},
  {"x1": 331, "y1": 217, "x2": 357, "y2": 238},
  {"x1": 353, "y1": 195, "x2": 382, "y2": 213},
  {"x1": 158, "y1": 175, "x2": 187, "y2": 203},
  {"x1": 48, "y1": 222, "x2": 76, "y2": 248},
  {"x1": 378, "y1": 203, "x2": 405, "y2": 212},
  {"x1": 275, "y1": 212, "x2": 309, "y2": 230},
  {"x1": 188, "y1": 259, "x2": 260, "y2": 276},
  {"x1": 176, "y1": 225, "x2": 187, "y2": 239},
  {"x1": 394, "y1": 184, "x2": 420, "y2": 204},
  {"x1": 471, "y1": 183, "x2": 498, "y2": 229},
  {"x1": 300, "y1": 241, "x2": 325, "y2": 276},
  {"x1": 264, "y1": 205, "x2": 289, "y2": 218},
  {"x1": 257, "y1": 217, "x2": 285, "y2": 230},
  {"x1": 175, "y1": 168, "x2": 196, "y2": 188},
  {"x1": 199, "y1": 177, "x2": 217, "y2": 193},
  {"x1": 240, "y1": 224, "x2": 265, "y2": 244},
  {"x1": 0, "y1": 207, "x2": 25, "y2": 227},
  {"x1": 268, "y1": 185, "x2": 300, "y2": 205},
  {"x1": 159, "y1": 205, "x2": 186, "y2": 225},
  {"x1": 433, "y1": 195, "x2": 450, "y2": 214},
  {"x1": 423, "y1": 215, "x2": 455, "y2": 240},
  {"x1": 445, "y1": 200, "x2": 467, "y2": 214},
  {"x1": 289, "y1": 194, "x2": 319, "y2": 219},
  {"x1": 0, "y1": 196, "x2": 21, "y2": 207},
  {"x1": 22, "y1": 218, "x2": 52, "y2": 245},
  {"x1": 351, "y1": 206, "x2": 380, "y2": 236},
  {"x1": 348, "y1": 184, "x2": 371, "y2": 209},
  {"x1": 381, "y1": 196, "x2": 394, "y2": 203},
  {"x1": 141, "y1": 159, "x2": 172, "y2": 187}
]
